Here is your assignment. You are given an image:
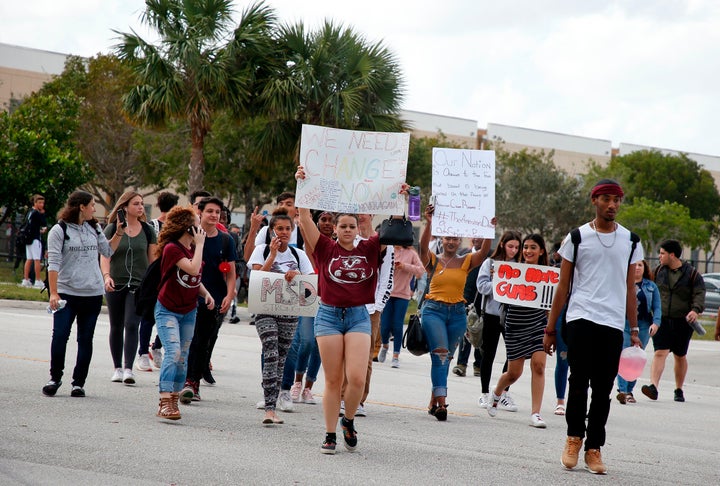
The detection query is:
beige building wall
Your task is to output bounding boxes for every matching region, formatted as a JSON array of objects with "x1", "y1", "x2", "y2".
[{"x1": 0, "y1": 43, "x2": 67, "y2": 108}]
